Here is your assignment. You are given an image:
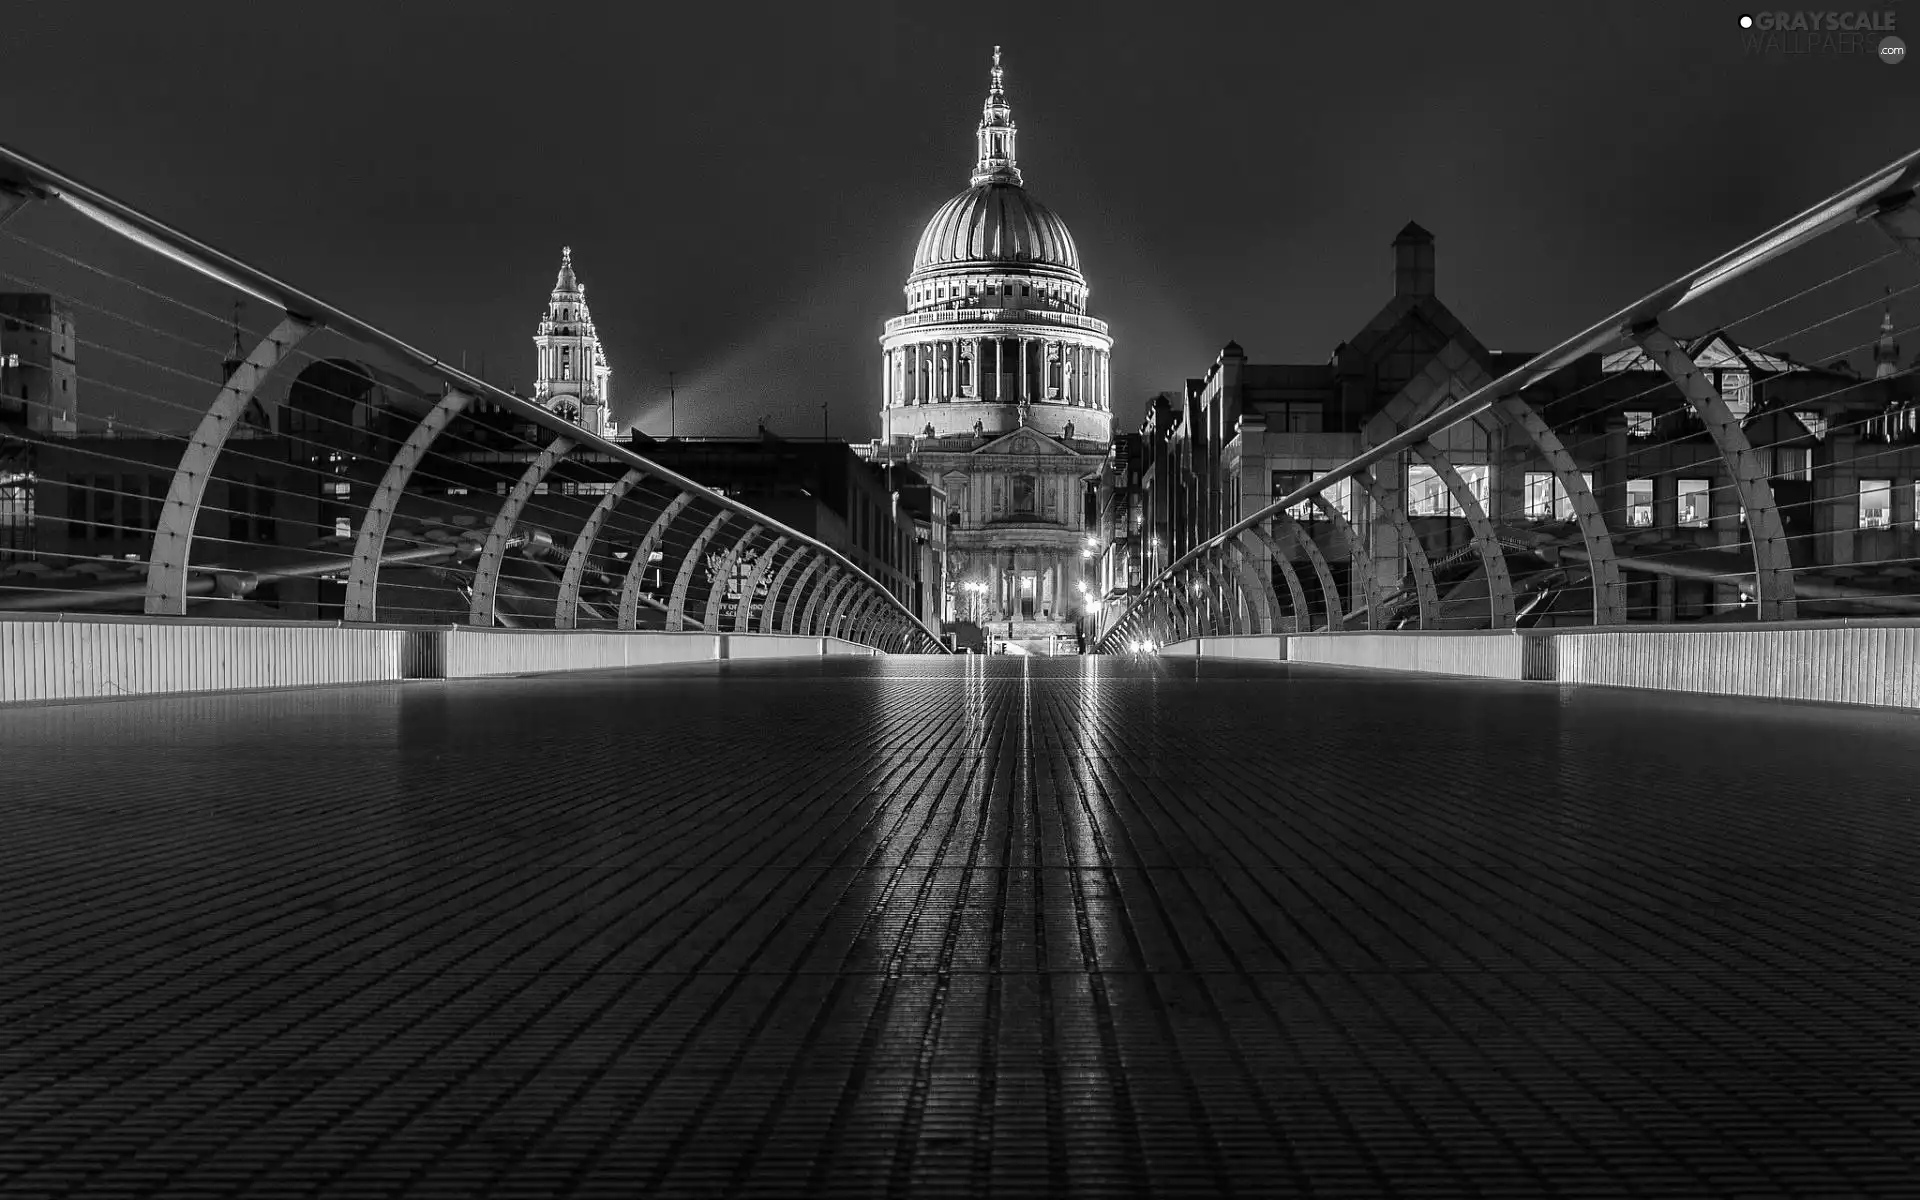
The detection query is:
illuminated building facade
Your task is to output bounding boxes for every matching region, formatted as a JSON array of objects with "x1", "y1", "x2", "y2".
[
  {"x1": 533, "y1": 247, "x2": 616, "y2": 440},
  {"x1": 878, "y1": 48, "x2": 1111, "y2": 650}
]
